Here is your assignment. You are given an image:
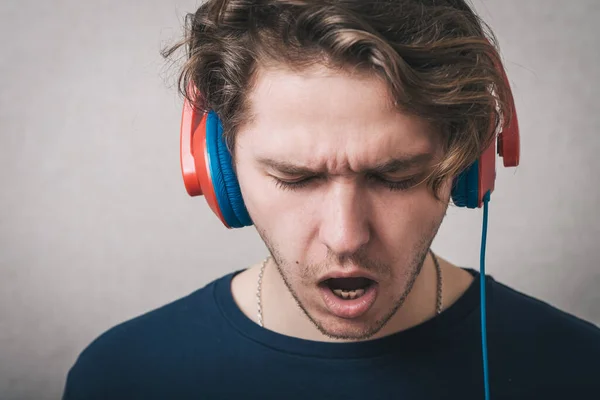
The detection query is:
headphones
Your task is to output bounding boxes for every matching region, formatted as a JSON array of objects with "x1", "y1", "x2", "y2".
[
  {"x1": 180, "y1": 103, "x2": 252, "y2": 228},
  {"x1": 179, "y1": 61, "x2": 520, "y2": 228}
]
